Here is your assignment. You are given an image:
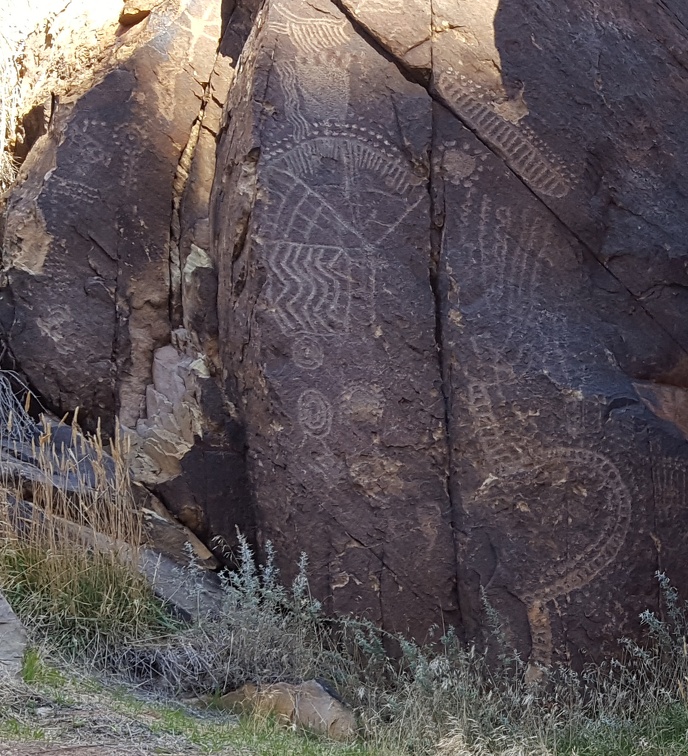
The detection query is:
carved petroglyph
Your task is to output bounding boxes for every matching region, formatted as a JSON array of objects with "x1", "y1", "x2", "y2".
[
  {"x1": 45, "y1": 175, "x2": 101, "y2": 208},
  {"x1": 277, "y1": 51, "x2": 351, "y2": 132},
  {"x1": 465, "y1": 363, "x2": 535, "y2": 476},
  {"x1": 262, "y1": 126, "x2": 423, "y2": 461},
  {"x1": 266, "y1": 127, "x2": 423, "y2": 197},
  {"x1": 298, "y1": 388, "x2": 333, "y2": 438},
  {"x1": 521, "y1": 448, "x2": 632, "y2": 605},
  {"x1": 177, "y1": 1, "x2": 219, "y2": 64},
  {"x1": 292, "y1": 334, "x2": 325, "y2": 370},
  {"x1": 276, "y1": 63, "x2": 312, "y2": 141},
  {"x1": 261, "y1": 4, "x2": 428, "y2": 489},
  {"x1": 457, "y1": 191, "x2": 551, "y2": 354},
  {"x1": 265, "y1": 242, "x2": 362, "y2": 336},
  {"x1": 441, "y1": 145, "x2": 489, "y2": 187},
  {"x1": 475, "y1": 428, "x2": 632, "y2": 665},
  {"x1": 273, "y1": 3, "x2": 353, "y2": 132},
  {"x1": 72, "y1": 120, "x2": 113, "y2": 168},
  {"x1": 272, "y1": 4, "x2": 352, "y2": 54},
  {"x1": 522, "y1": 447, "x2": 631, "y2": 665},
  {"x1": 262, "y1": 125, "x2": 424, "y2": 354},
  {"x1": 437, "y1": 71, "x2": 572, "y2": 198},
  {"x1": 463, "y1": 298, "x2": 631, "y2": 665},
  {"x1": 652, "y1": 455, "x2": 687, "y2": 512}
]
